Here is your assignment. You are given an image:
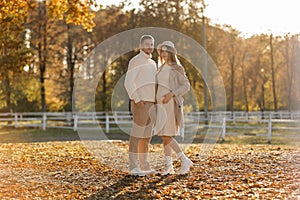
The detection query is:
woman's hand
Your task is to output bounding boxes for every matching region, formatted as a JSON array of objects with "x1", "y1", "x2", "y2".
[{"x1": 162, "y1": 92, "x2": 174, "y2": 104}]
